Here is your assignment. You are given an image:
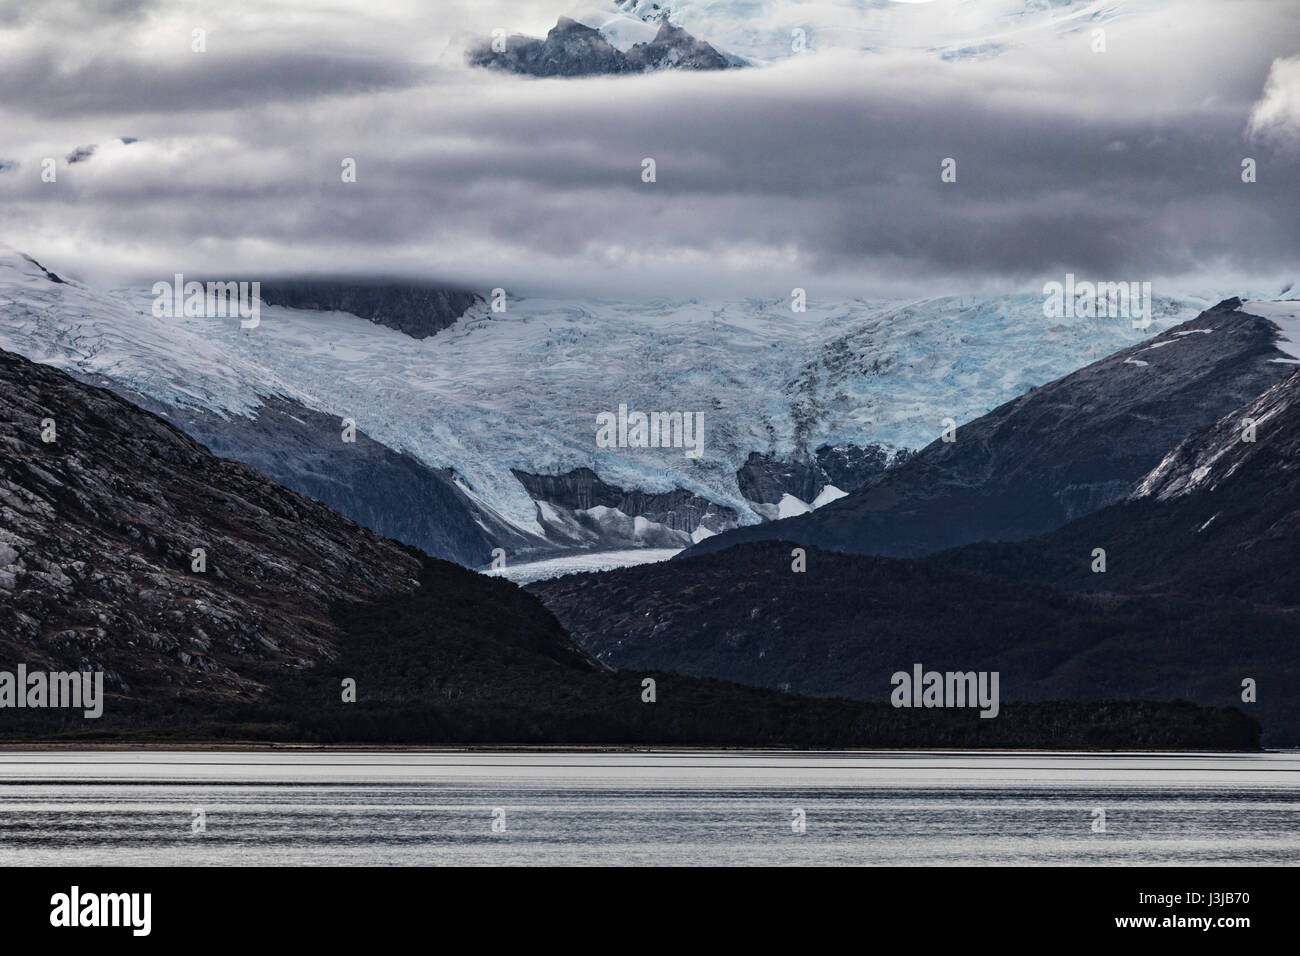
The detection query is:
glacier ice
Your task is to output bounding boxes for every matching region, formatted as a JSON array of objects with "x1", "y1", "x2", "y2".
[{"x1": 0, "y1": 246, "x2": 1207, "y2": 545}]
